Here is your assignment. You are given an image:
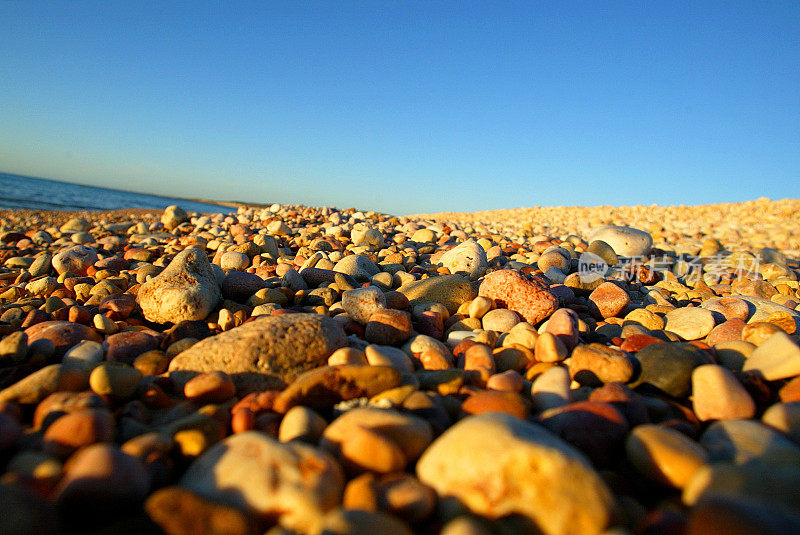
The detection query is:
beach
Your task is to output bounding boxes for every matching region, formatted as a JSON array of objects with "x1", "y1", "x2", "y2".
[{"x1": 2, "y1": 198, "x2": 800, "y2": 534}]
